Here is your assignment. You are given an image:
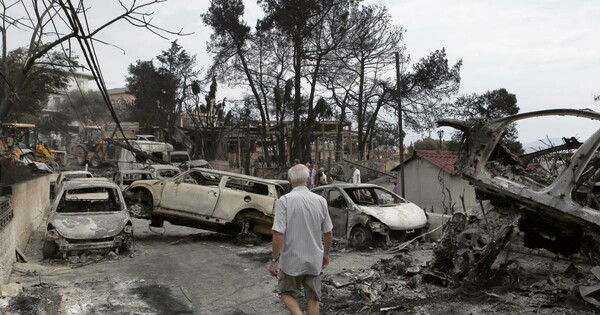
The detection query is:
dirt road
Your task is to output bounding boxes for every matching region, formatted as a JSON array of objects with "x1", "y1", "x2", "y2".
[{"x1": 2, "y1": 219, "x2": 394, "y2": 314}]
